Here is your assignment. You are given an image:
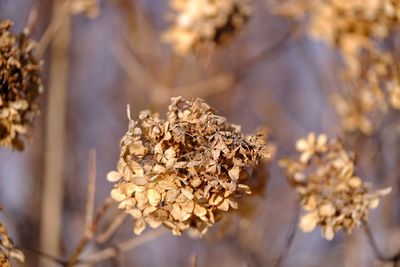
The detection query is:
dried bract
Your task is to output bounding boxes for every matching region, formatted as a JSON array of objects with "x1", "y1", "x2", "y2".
[
  {"x1": 280, "y1": 133, "x2": 391, "y2": 240},
  {"x1": 0, "y1": 207, "x2": 25, "y2": 266},
  {"x1": 0, "y1": 20, "x2": 43, "y2": 150},
  {"x1": 108, "y1": 97, "x2": 271, "y2": 236},
  {"x1": 163, "y1": 0, "x2": 251, "y2": 55}
]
